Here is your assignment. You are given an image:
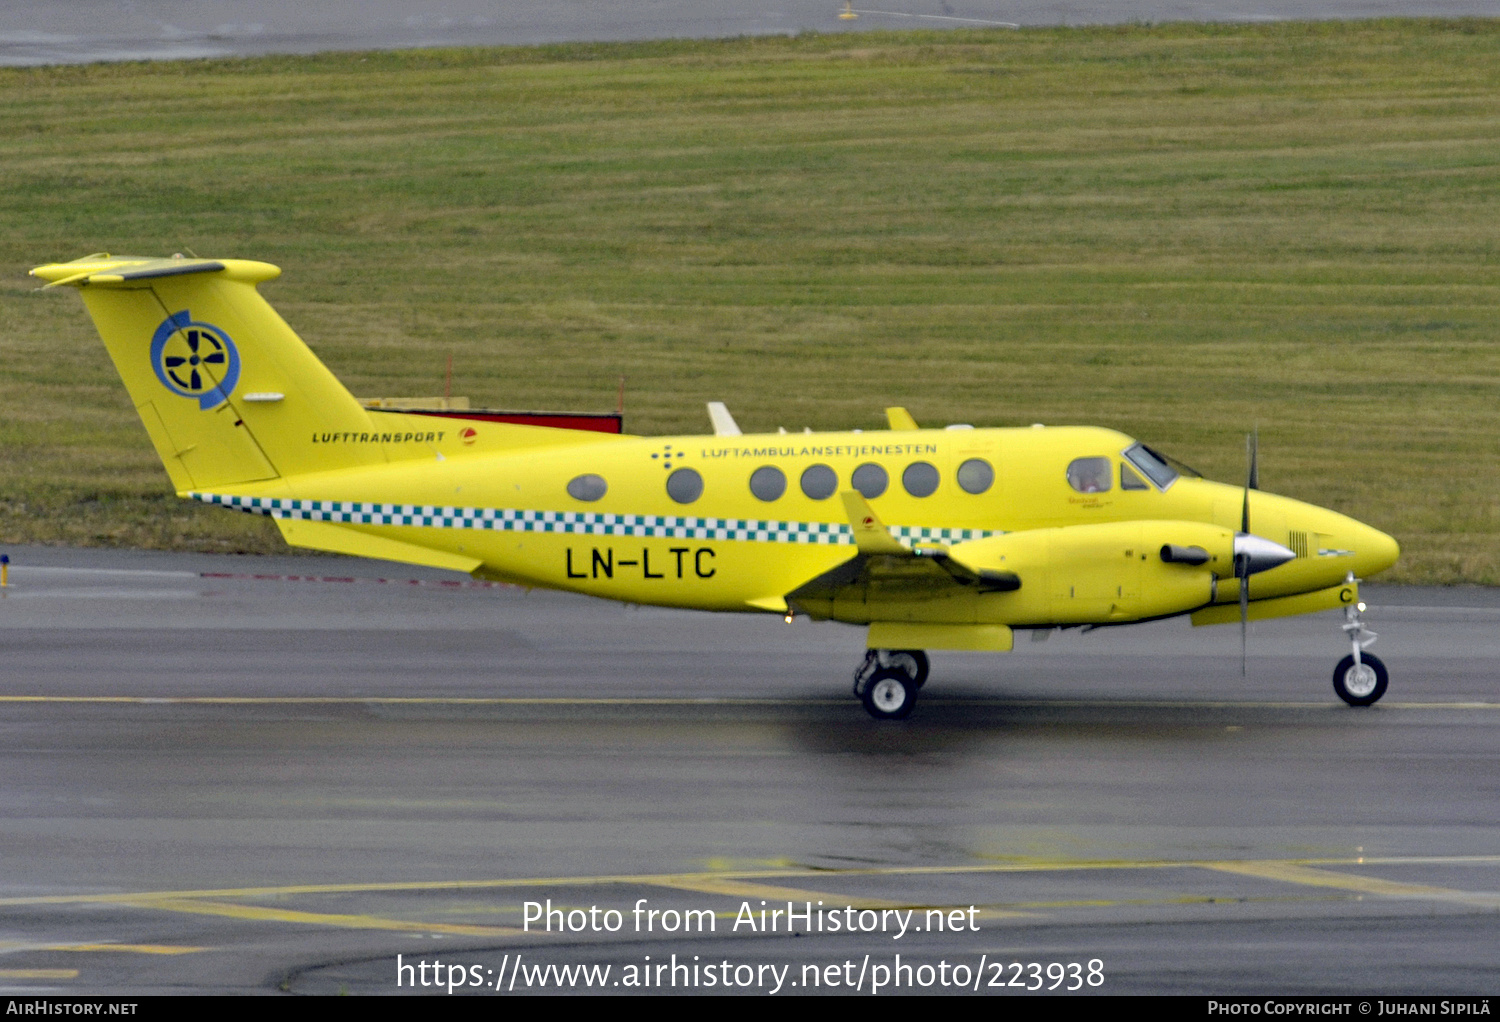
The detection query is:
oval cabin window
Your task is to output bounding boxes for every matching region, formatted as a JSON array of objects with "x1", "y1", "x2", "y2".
[
  {"x1": 800, "y1": 464, "x2": 837, "y2": 500},
  {"x1": 956, "y1": 458, "x2": 993, "y2": 495},
  {"x1": 902, "y1": 461, "x2": 940, "y2": 498},
  {"x1": 851, "y1": 463, "x2": 888, "y2": 499},
  {"x1": 666, "y1": 467, "x2": 704, "y2": 504},
  {"x1": 749, "y1": 466, "x2": 787, "y2": 502},
  {"x1": 567, "y1": 474, "x2": 607, "y2": 502}
]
